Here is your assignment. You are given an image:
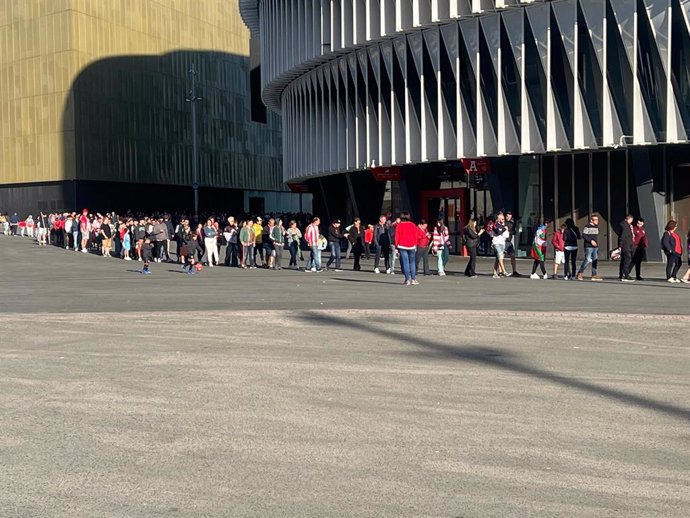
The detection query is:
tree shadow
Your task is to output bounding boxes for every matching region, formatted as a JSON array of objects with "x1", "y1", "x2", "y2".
[{"x1": 296, "y1": 311, "x2": 690, "y2": 422}]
